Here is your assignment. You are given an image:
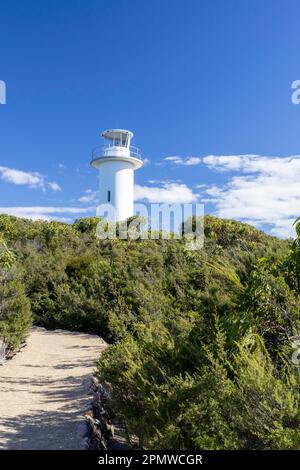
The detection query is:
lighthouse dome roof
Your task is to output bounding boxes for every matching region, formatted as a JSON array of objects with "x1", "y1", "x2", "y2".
[{"x1": 101, "y1": 129, "x2": 134, "y2": 139}]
